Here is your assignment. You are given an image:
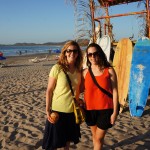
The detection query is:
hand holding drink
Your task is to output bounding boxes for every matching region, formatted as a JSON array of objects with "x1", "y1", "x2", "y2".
[{"x1": 48, "y1": 112, "x2": 59, "y2": 124}]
